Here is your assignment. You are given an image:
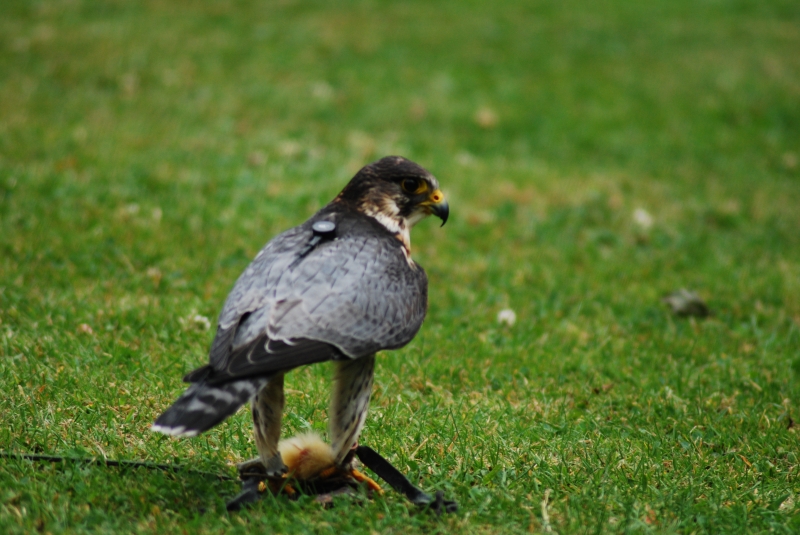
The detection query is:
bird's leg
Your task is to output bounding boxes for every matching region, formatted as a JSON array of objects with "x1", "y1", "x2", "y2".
[
  {"x1": 329, "y1": 355, "x2": 375, "y2": 468},
  {"x1": 238, "y1": 372, "x2": 287, "y2": 478}
]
